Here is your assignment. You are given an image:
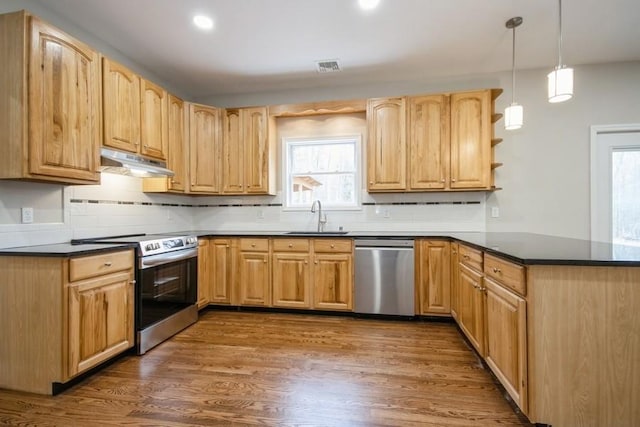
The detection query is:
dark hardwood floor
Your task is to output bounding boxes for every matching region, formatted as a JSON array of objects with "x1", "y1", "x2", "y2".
[{"x1": 0, "y1": 311, "x2": 531, "y2": 426}]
